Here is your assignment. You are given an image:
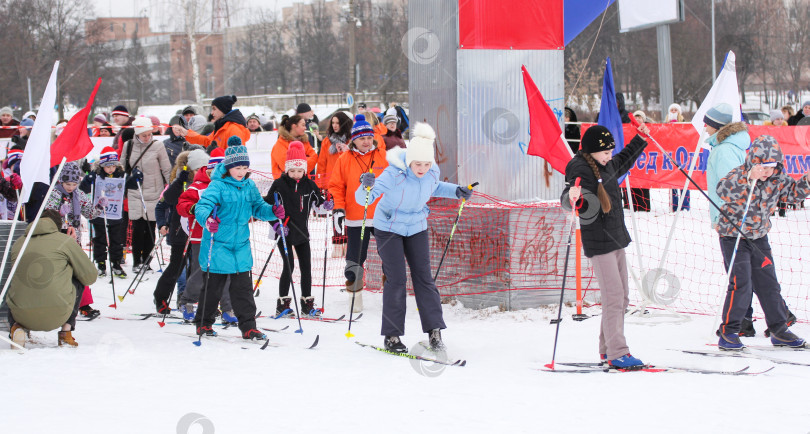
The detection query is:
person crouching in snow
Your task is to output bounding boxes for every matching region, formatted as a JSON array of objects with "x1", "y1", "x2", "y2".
[
  {"x1": 45, "y1": 161, "x2": 105, "y2": 319},
  {"x1": 266, "y1": 141, "x2": 332, "y2": 317},
  {"x1": 358, "y1": 122, "x2": 473, "y2": 353},
  {"x1": 193, "y1": 136, "x2": 282, "y2": 340},
  {"x1": 715, "y1": 135, "x2": 810, "y2": 350},
  {"x1": 6, "y1": 209, "x2": 98, "y2": 348},
  {"x1": 561, "y1": 124, "x2": 649, "y2": 369}
]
